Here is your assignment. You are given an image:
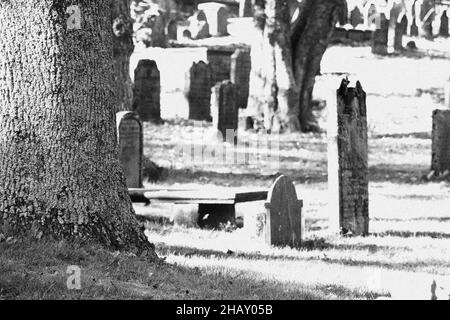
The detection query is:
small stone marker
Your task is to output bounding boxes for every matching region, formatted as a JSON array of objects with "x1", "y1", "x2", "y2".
[
  {"x1": 211, "y1": 80, "x2": 238, "y2": 143},
  {"x1": 116, "y1": 111, "x2": 143, "y2": 188},
  {"x1": 186, "y1": 61, "x2": 213, "y2": 121},
  {"x1": 431, "y1": 110, "x2": 450, "y2": 175},
  {"x1": 239, "y1": 0, "x2": 253, "y2": 17},
  {"x1": 132, "y1": 59, "x2": 161, "y2": 123},
  {"x1": 328, "y1": 79, "x2": 369, "y2": 236},
  {"x1": 371, "y1": 13, "x2": 388, "y2": 55},
  {"x1": 264, "y1": 175, "x2": 303, "y2": 248},
  {"x1": 350, "y1": 6, "x2": 364, "y2": 28},
  {"x1": 230, "y1": 49, "x2": 251, "y2": 109},
  {"x1": 439, "y1": 11, "x2": 449, "y2": 37},
  {"x1": 167, "y1": 19, "x2": 178, "y2": 40},
  {"x1": 198, "y1": 2, "x2": 229, "y2": 37}
]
